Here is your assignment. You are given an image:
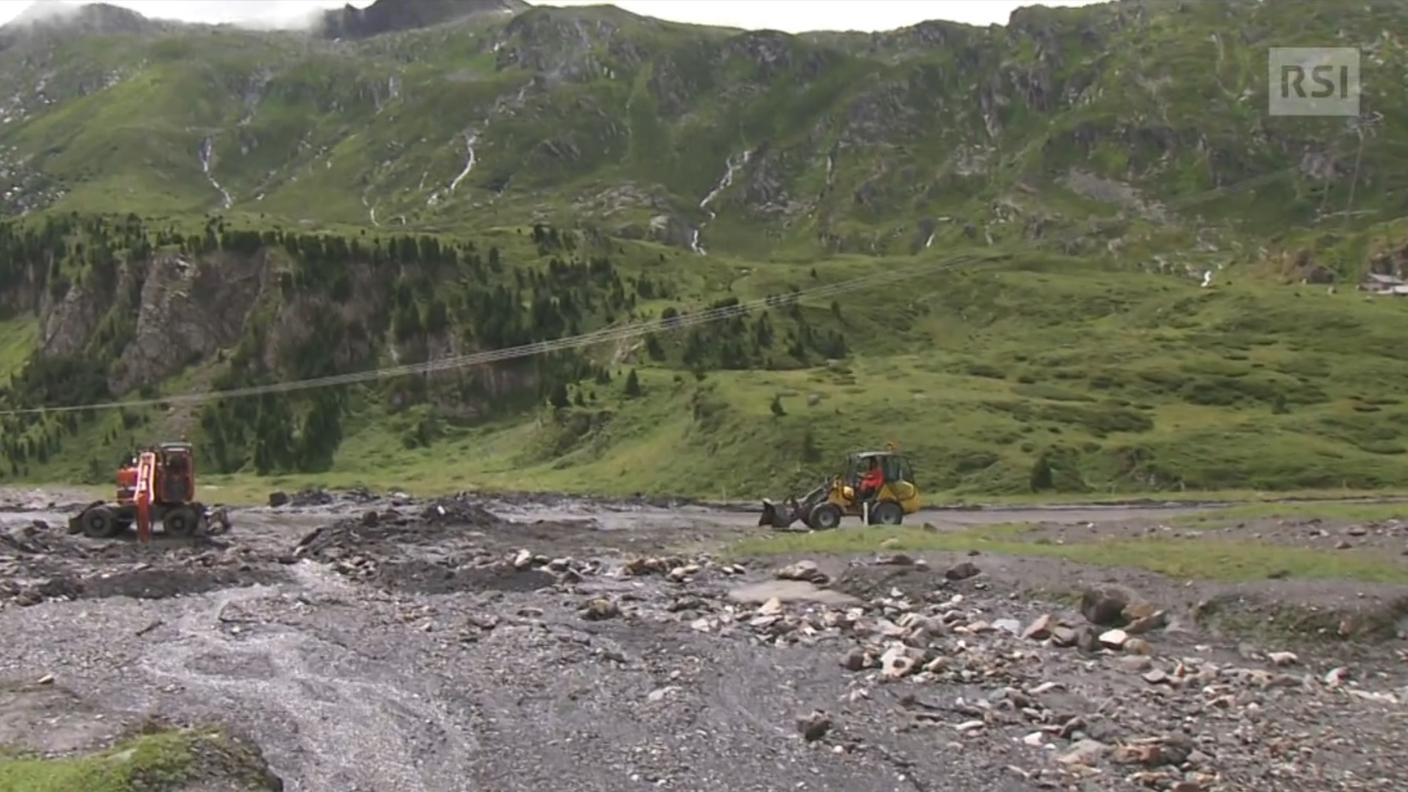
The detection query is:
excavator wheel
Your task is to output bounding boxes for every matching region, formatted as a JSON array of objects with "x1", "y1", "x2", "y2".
[
  {"x1": 163, "y1": 506, "x2": 199, "y2": 538},
  {"x1": 80, "y1": 506, "x2": 118, "y2": 539},
  {"x1": 871, "y1": 501, "x2": 904, "y2": 526}
]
